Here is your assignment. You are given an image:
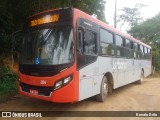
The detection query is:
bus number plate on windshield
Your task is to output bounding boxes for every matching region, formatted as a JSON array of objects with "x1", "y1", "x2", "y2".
[{"x1": 29, "y1": 89, "x2": 38, "y2": 95}]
